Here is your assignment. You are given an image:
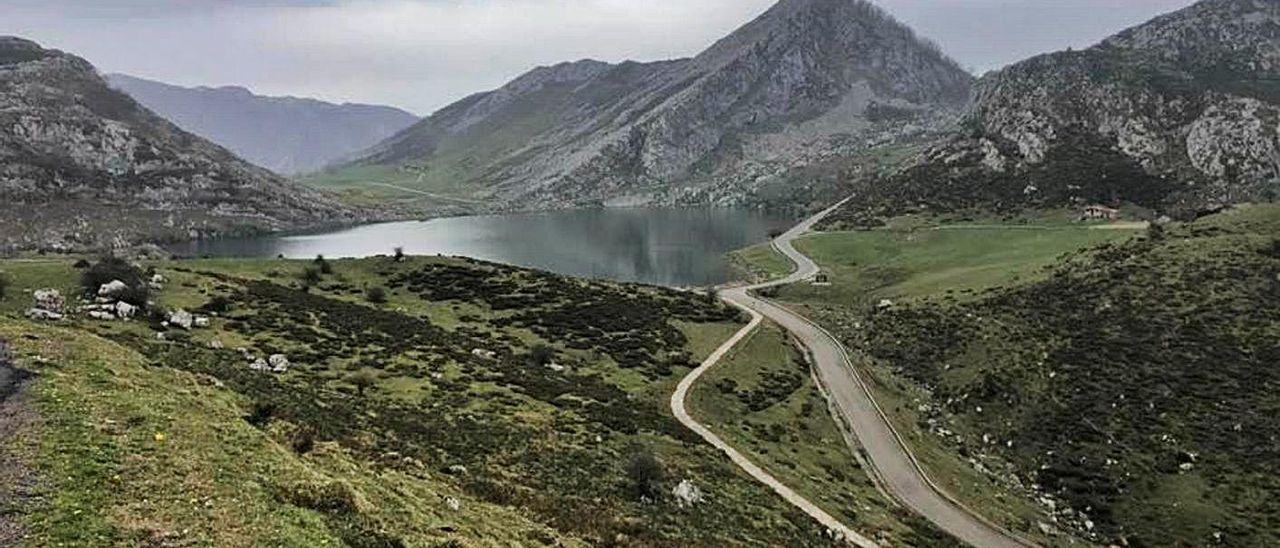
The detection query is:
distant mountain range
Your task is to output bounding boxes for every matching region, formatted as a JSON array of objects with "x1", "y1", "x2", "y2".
[
  {"x1": 107, "y1": 74, "x2": 419, "y2": 175},
  {"x1": 321, "y1": 0, "x2": 973, "y2": 210},
  {"x1": 0, "y1": 37, "x2": 372, "y2": 252},
  {"x1": 844, "y1": 0, "x2": 1280, "y2": 220}
]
